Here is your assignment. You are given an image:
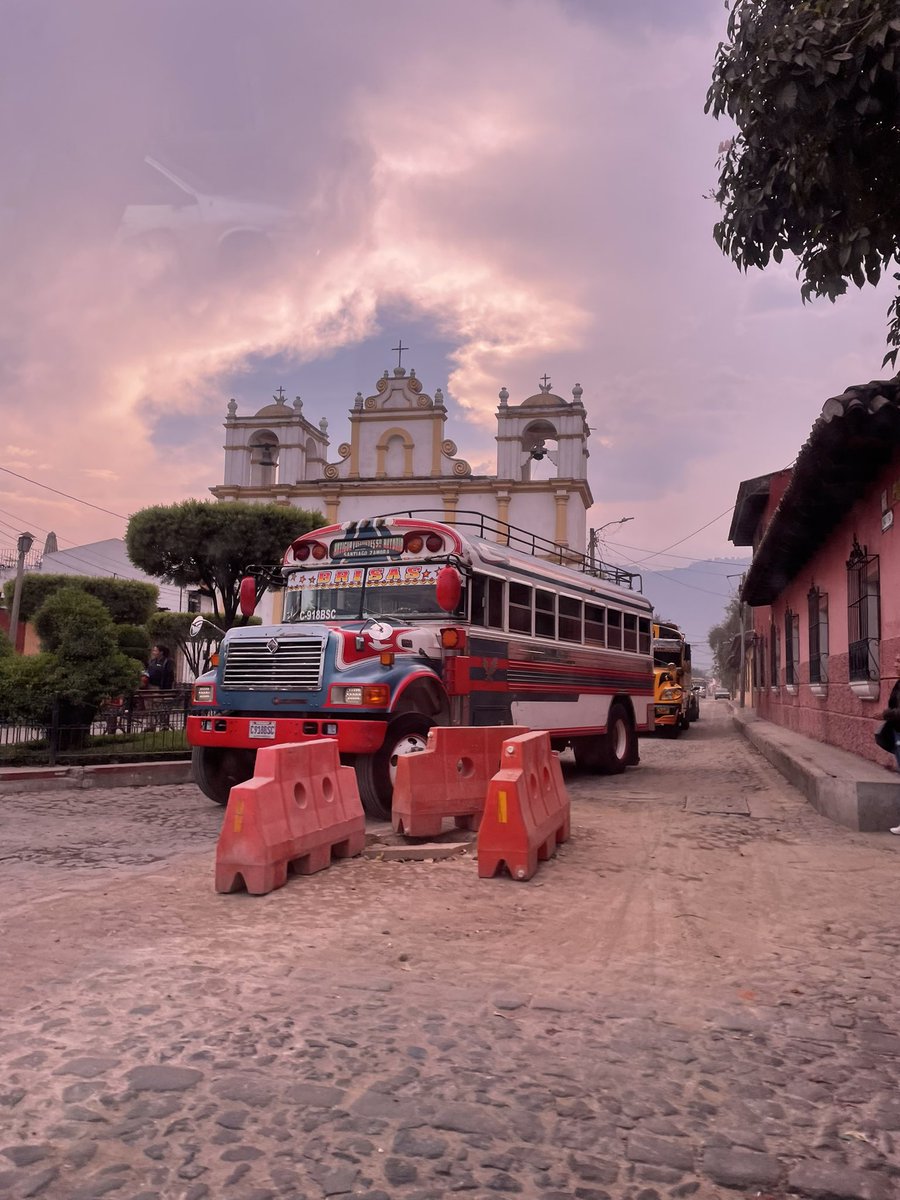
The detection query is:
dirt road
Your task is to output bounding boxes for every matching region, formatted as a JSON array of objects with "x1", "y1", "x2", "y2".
[{"x1": 1, "y1": 704, "x2": 898, "y2": 1199}]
